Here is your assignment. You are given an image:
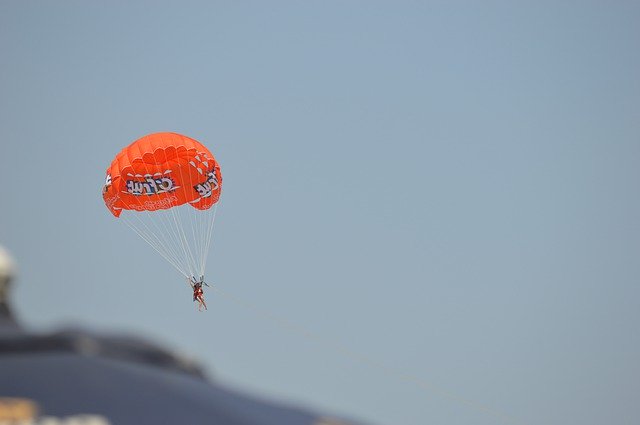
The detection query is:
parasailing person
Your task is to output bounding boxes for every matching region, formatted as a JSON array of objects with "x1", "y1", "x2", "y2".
[{"x1": 103, "y1": 132, "x2": 222, "y2": 311}]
